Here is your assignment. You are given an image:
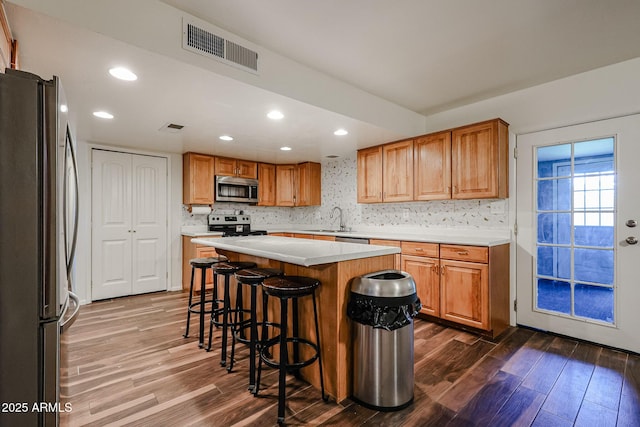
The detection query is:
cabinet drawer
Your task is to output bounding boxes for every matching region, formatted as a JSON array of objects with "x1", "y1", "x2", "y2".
[
  {"x1": 369, "y1": 239, "x2": 401, "y2": 248},
  {"x1": 440, "y1": 245, "x2": 488, "y2": 263},
  {"x1": 401, "y1": 241, "x2": 439, "y2": 257}
]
